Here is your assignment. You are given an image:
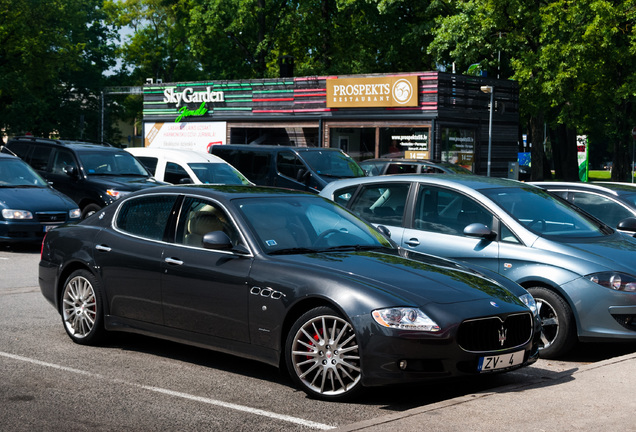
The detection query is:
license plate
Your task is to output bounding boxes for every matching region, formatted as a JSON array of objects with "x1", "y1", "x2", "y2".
[
  {"x1": 43, "y1": 225, "x2": 59, "y2": 232},
  {"x1": 478, "y1": 350, "x2": 524, "y2": 372}
]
